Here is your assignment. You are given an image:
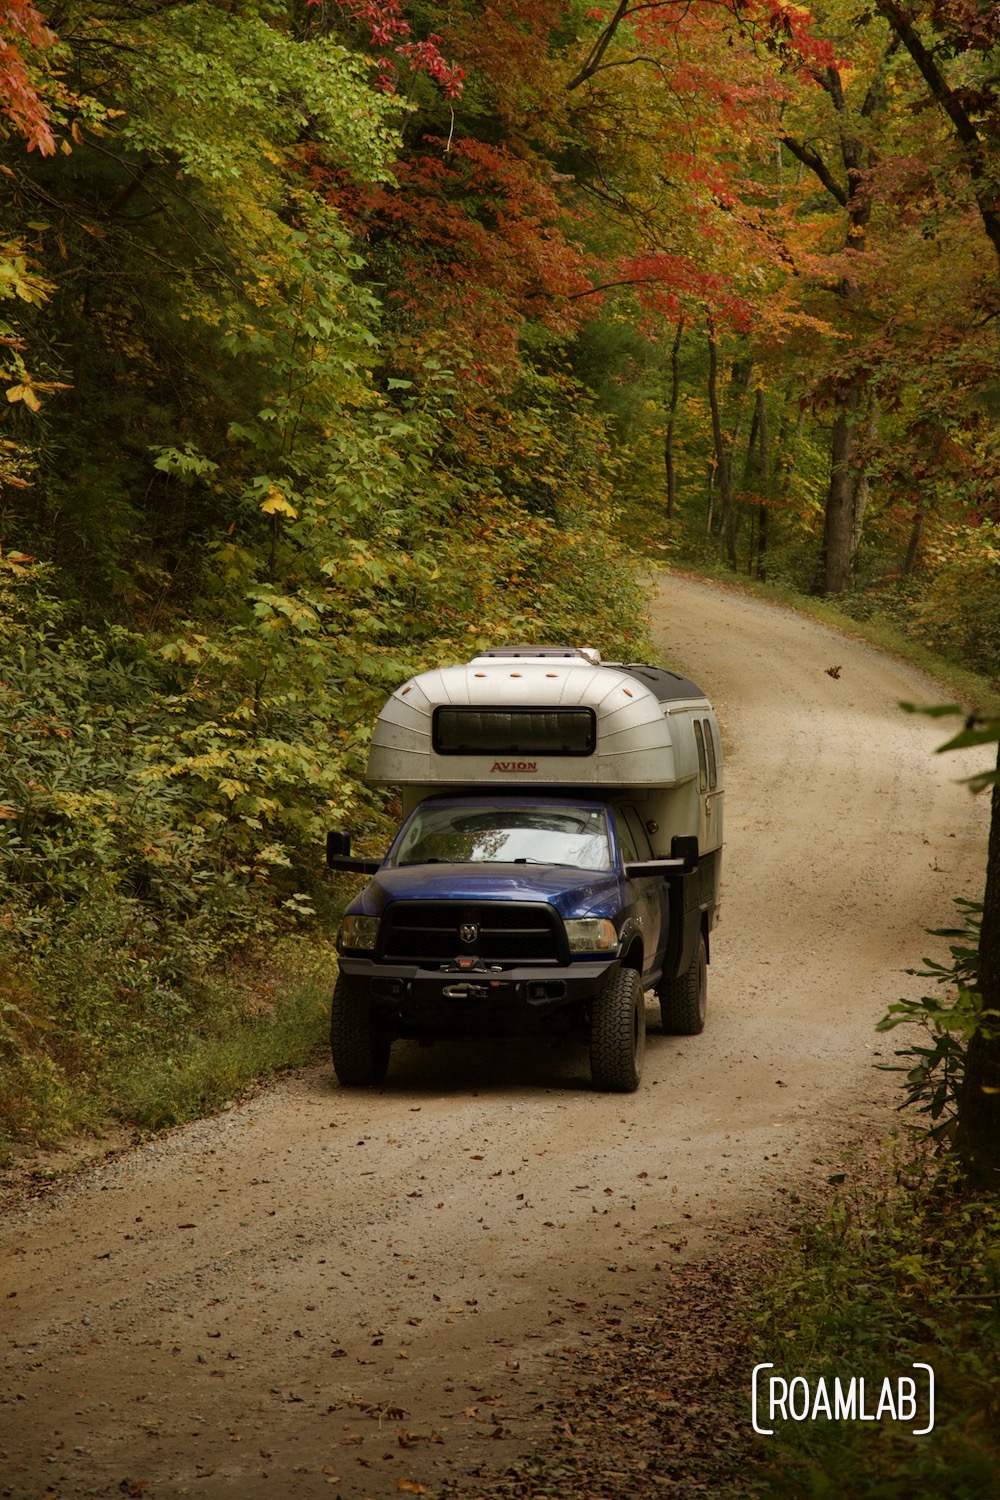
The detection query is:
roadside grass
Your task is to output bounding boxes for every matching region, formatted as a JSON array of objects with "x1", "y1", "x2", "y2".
[
  {"x1": 0, "y1": 937, "x2": 334, "y2": 1156},
  {"x1": 751, "y1": 1147, "x2": 1000, "y2": 1498},
  {"x1": 106, "y1": 951, "x2": 334, "y2": 1132}
]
